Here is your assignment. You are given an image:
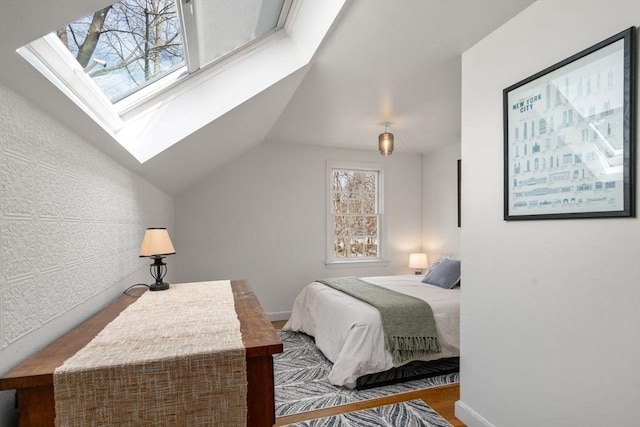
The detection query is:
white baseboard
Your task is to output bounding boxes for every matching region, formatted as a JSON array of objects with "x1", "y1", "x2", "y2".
[
  {"x1": 455, "y1": 400, "x2": 496, "y2": 427},
  {"x1": 267, "y1": 311, "x2": 291, "y2": 322}
]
